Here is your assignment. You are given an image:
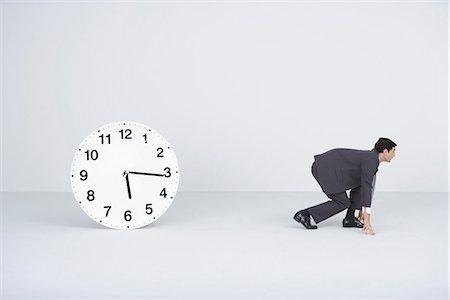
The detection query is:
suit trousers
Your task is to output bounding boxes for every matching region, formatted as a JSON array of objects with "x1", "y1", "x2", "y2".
[
  {"x1": 308, "y1": 162, "x2": 363, "y2": 224},
  {"x1": 306, "y1": 189, "x2": 363, "y2": 224}
]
